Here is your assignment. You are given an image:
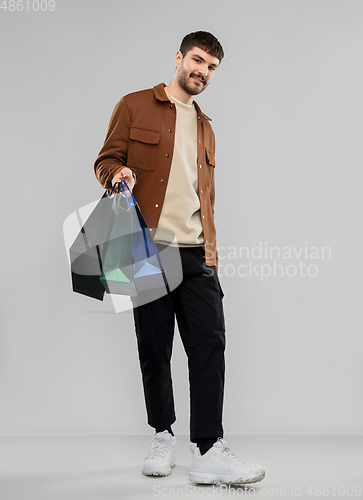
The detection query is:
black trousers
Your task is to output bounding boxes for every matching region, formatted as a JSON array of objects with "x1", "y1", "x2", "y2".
[{"x1": 132, "y1": 245, "x2": 226, "y2": 442}]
